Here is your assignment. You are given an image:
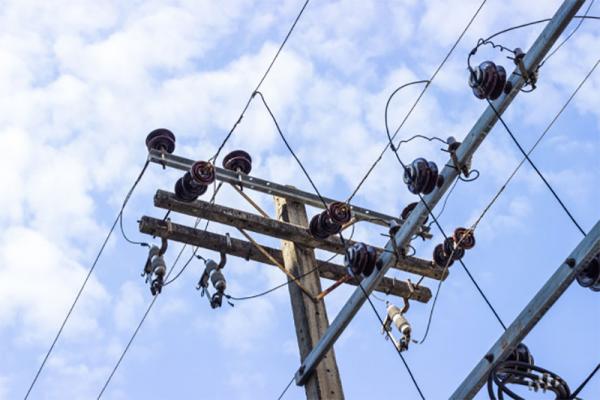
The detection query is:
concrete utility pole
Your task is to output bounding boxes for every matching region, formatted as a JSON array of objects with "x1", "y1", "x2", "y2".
[
  {"x1": 294, "y1": 0, "x2": 585, "y2": 387},
  {"x1": 450, "y1": 219, "x2": 600, "y2": 399},
  {"x1": 275, "y1": 195, "x2": 344, "y2": 400}
]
